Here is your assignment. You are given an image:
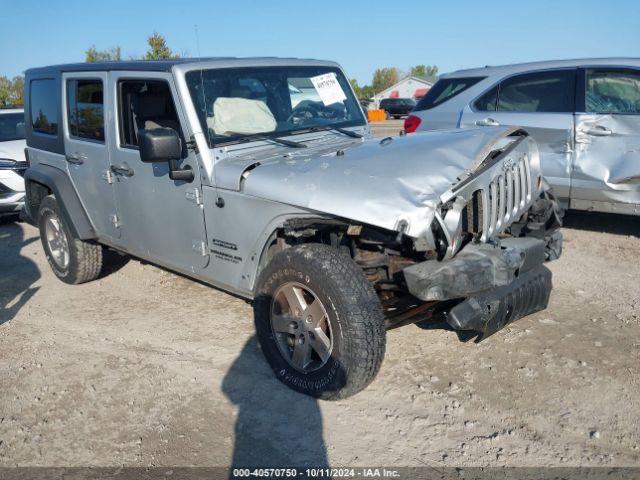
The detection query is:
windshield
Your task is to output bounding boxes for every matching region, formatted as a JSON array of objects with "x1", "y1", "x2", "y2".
[
  {"x1": 0, "y1": 113, "x2": 26, "y2": 142},
  {"x1": 185, "y1": 66, "x2": 366, "y2": 147}
]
